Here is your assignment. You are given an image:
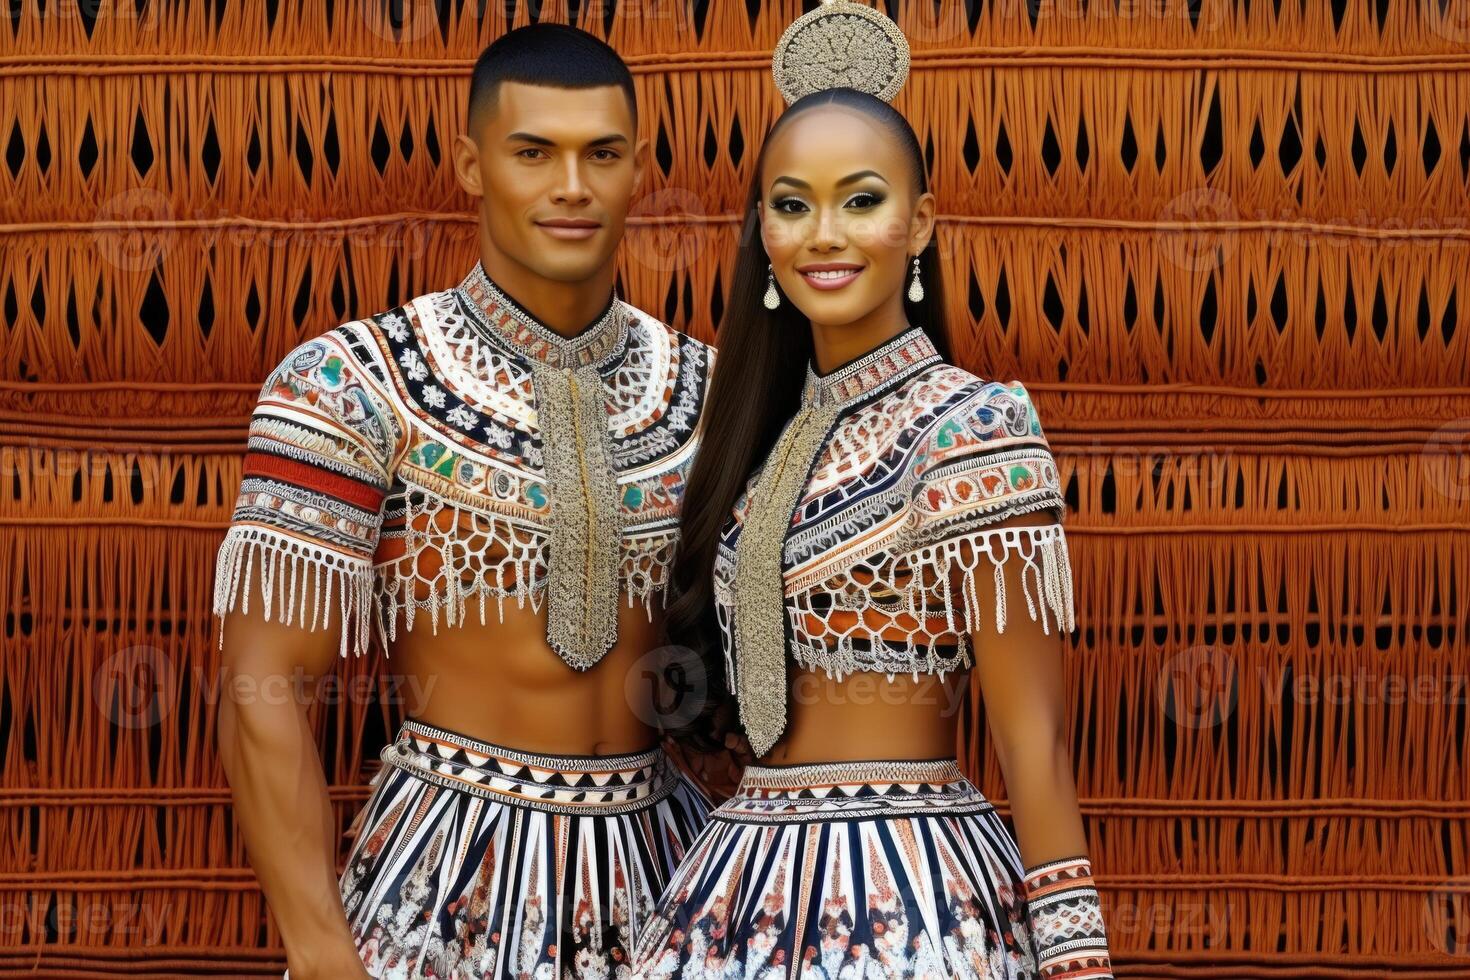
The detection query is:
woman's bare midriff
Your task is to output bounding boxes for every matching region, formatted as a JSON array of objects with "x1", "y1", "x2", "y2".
[
  {"x1": 759, "y1": 663, "x2": 971, "y2": 765},
  {"x1": 386, "y1": 599, "x2": 665, "y2": 757}
]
